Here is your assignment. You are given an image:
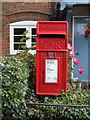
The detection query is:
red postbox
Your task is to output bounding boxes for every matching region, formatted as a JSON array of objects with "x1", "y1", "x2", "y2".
[{"x1": 36, "y1": 21, "x2": 68, "y2": 95}]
